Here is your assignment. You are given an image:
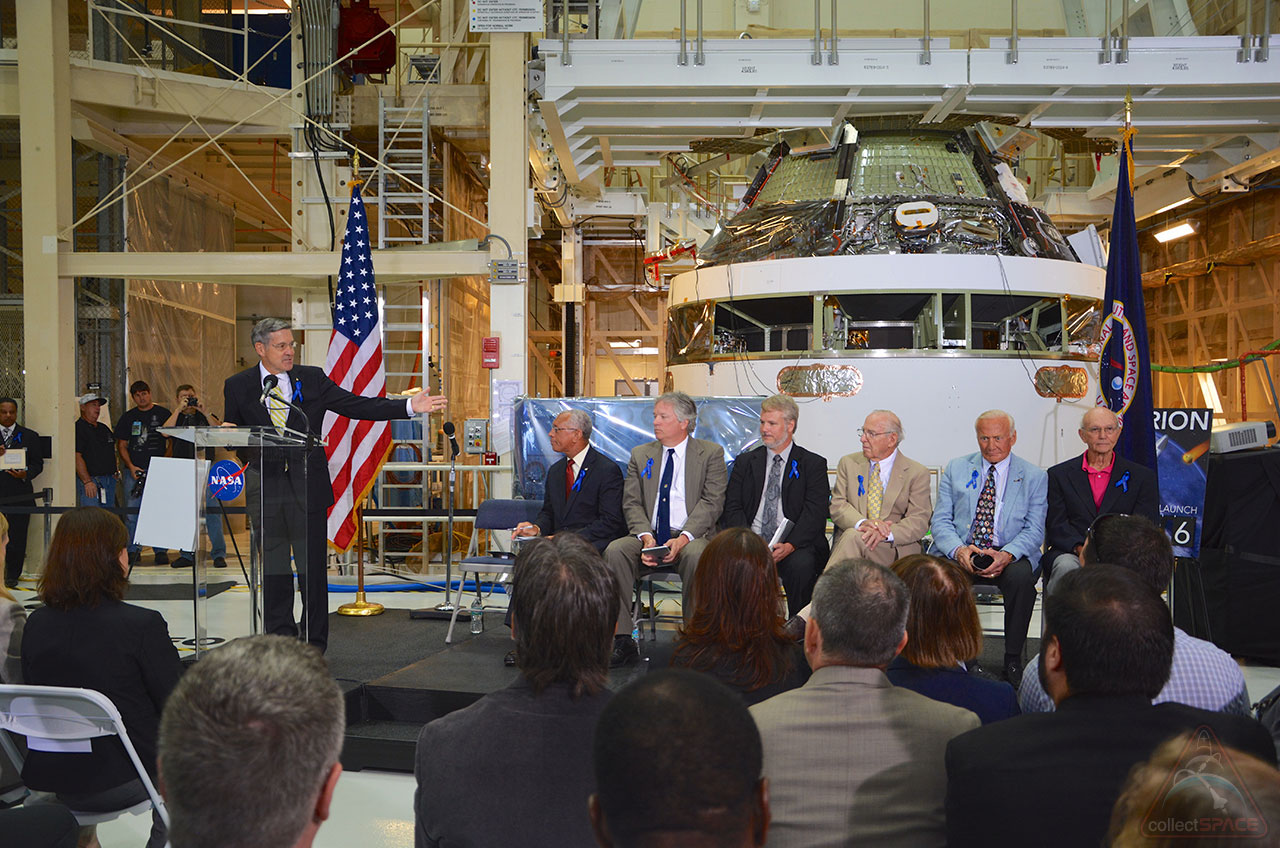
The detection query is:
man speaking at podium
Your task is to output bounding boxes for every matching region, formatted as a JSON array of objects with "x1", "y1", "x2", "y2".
[{"x1": 225, "y1": 317, "x2": 446, "y2": 652}]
